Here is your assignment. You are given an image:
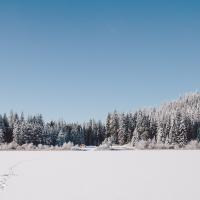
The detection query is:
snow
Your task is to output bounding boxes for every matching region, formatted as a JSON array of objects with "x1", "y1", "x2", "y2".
[{"x1": 0, "y1": 151, "x2": 200, "y2": 200}]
